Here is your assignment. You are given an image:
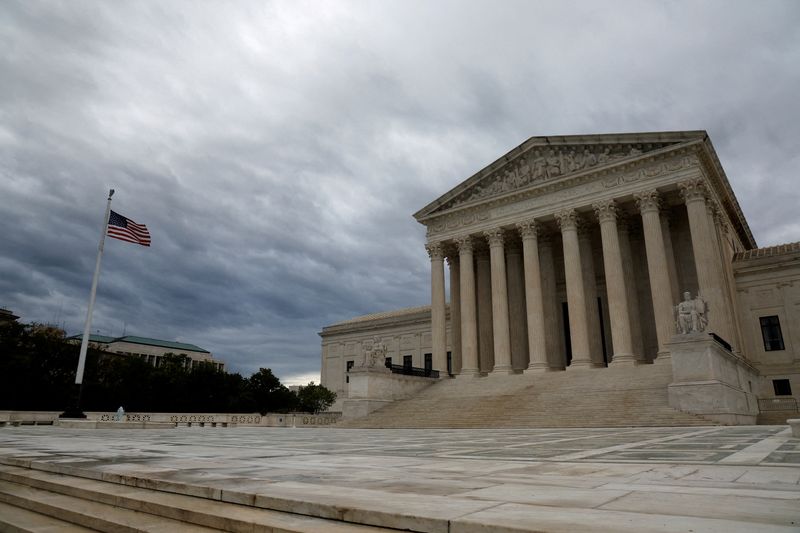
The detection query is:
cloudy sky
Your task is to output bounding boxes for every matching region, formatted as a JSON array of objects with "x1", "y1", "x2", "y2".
[{"x1": 1, "y1": 1, "x2": 798, "y2": 384}]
